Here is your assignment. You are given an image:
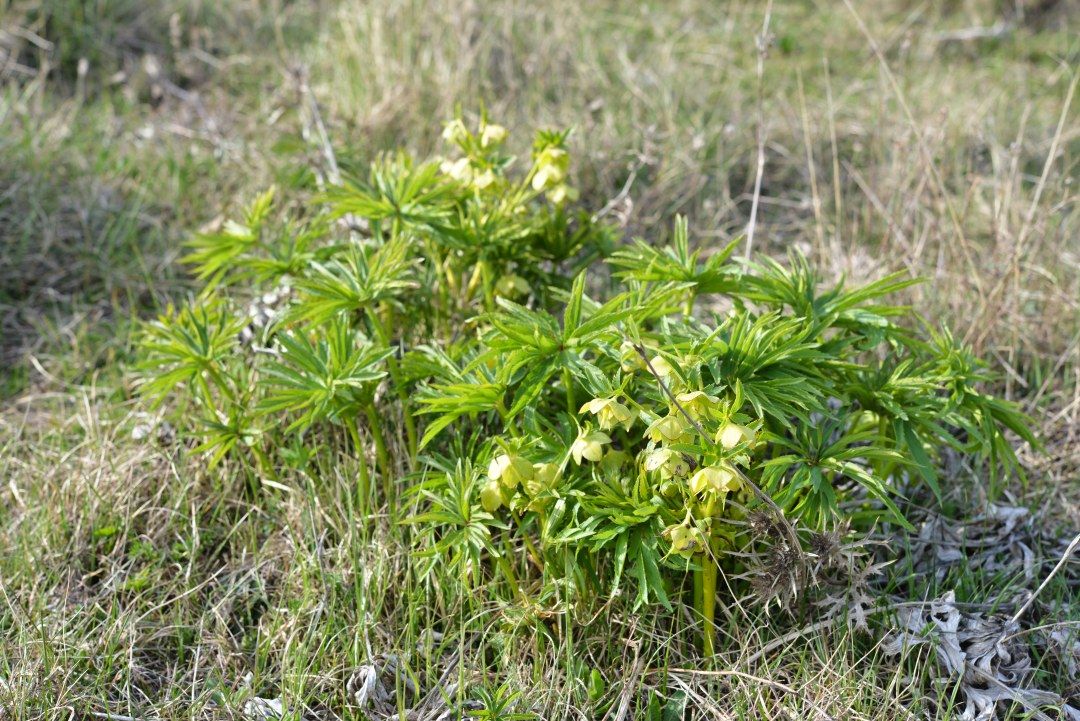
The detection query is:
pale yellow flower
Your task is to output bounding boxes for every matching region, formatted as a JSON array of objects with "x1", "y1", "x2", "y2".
[
  {"x1": 441, "y1": 119, "x2": 469, "y2": 144},
  {"x1": 644, "y1": 447, "x2": 690, "y2": 478},
  {"x1": 646, "y1": 414, "x2": 691, "y2": 445},
  {"x1": 471, "y1": 168, "x2": 496, "y2": 190},
  {"x1": 676, "y1": 390, "x2": 721, "y2": 419},
  {"x1": 488, "y1": 453, "x2": 534, "y2": 490},
  {"x1": 495, "y1": 274, "x2": 531, "y2": 298},
  {"x1": 531, "y1": 147, "x2": 569, "y2": 191},
  {"x1": 688, "y1": 464, "x2": 739, "y2": 495},
  {"x1": 571, "y1": 430, "x2": 611, "y2": 464},
  {"x1": 479, "y1": 123, "x2": 508, "y2": 147},
  {"x1": 579, "y1": 397, "x2": 636, "y2": 432},
  {"x1": 480, "y1": 478, "x2": 505, "y2": 512},
  {"x1": 648, "y1": 355, "x2": 675, "y2": 379},
  {"x1": 524, "y1": 461, "x2": 560, "y2": 497},
  {"x1": 664, "y1": 521, "x2": 705, "y2": 556},
  {"x1": 546, "y1": 183, "x2": 578, "y2": 205},
  {"x1": 440, "y1": 157, "x2": 473, "y2": 183},
  {"x1": 716, "y1": 422, "x2": 755, "y2": 450}
]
